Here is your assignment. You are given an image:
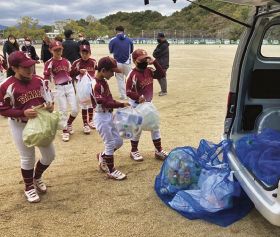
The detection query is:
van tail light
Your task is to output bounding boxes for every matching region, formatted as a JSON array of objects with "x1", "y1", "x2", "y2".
[{"x1": 224, "y1": 92, "x2": 236, "y2": 134}]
